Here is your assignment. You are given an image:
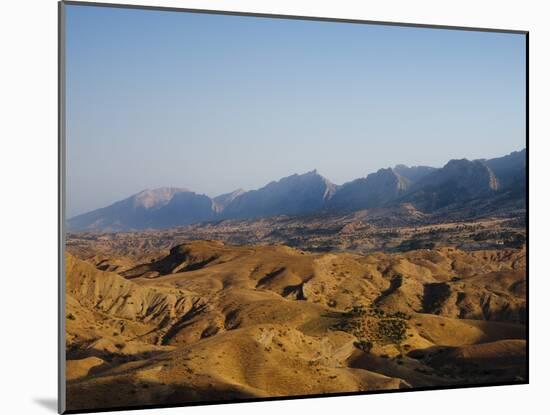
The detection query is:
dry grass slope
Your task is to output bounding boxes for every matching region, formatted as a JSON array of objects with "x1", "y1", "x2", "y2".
[{"x1": 66, "y1": 240, "x2": 526, "y2": 411}]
